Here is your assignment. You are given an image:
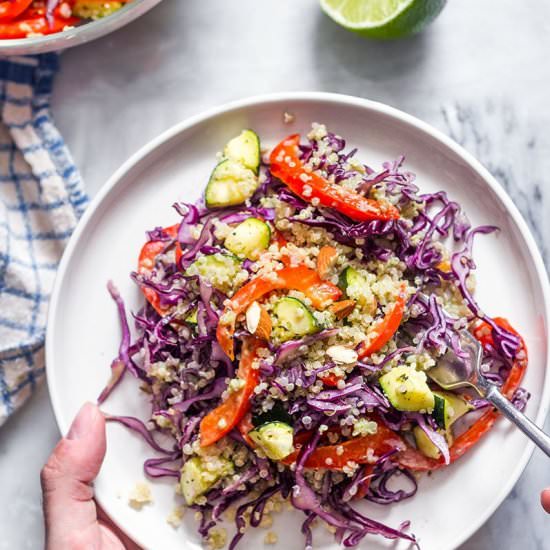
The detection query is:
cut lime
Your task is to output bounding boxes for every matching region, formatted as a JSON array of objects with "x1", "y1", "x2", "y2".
[{"x1": 320, "y1": 0, "x2": 446, "y2": 39}]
